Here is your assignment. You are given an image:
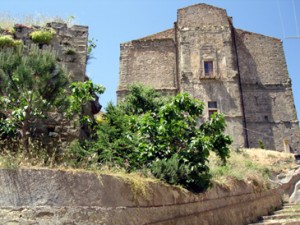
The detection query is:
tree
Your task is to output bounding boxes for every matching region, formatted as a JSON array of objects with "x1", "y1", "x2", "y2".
[
  {"x1": 92, "y1": 85, "x2": 164, "y2": 169},
  {"x1": 67, "y1": 80, "x2": 105, "y2": 126},
  {"x1": 0, "y1": 45, "x2": 70, "y2": 151},
  {"x1": 137, "y1": 93, "x2": 232, "y2": 192},
  {"x1": 94, "y1": 85, "x2": 232, "y2": 192}
]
